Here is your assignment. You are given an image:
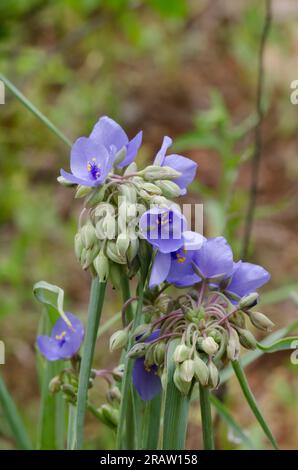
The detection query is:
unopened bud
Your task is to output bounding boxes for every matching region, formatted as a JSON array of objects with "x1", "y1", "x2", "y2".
[
  {"x1": 109, "y1": 329, "x2": 128, "y2": 352},
  {"x1": 116, "y1": 233, "x2": 130, "y2": 258},
  {"x1": 142, "y1": 182, "x2": 162, "y2": 195},
  {"x1": 81, "y1": 221, "x2": 97, "y2": 249},
  {"x1": 106, "y1": 241, "x2": 126, "y2": 265},
  {"x1": 127, "y1": 342, "x2": 149, "y2": 358},
  {"x1": 193, "y1": 354, "x2": 209, "y2": 386},
  {"x1": 208, "y1": 362, "x2": 219, "y2": 389},
  {"x1": 49, "y1": 376, "x2": 61, "y2": 394},
  {"x1": 201, "y1": 337, "x2": 219, "y2": 356},
  {"x1": 156, "y1": 180, "x2": 181, "y2": 198},
  {"x1": 142, "y1": 165, "x2": 181, "y2": 181},
  {"x1": 93, "y1": 250, "x2": 109, "y2": 282},
  {"x1": 237, "y1": 328, "x2": 257, "y2": 350},
  {"x1": 101, "y1": 404, "x2": 119, "y2": 427},
  {"x1": 154, "y1": 294, "x2": 171, "y2": 314},
  {"x1": 75, "y1": 185, "x2": 93, "y2": 198},
  {"x1": 239, "y1": 292, "x2": 259, "y2": 309},
  {"x1": 173, "y1": 367, "x2": 192, "y2": 395},
  {"x1": 57, "y1": 175, "x2": 75, "y2": 187},
  {"x1": 153, "y1": 342, "x2": 166, "y2": 366},
  {"x1": 173, "y1": 344, "x2": 191, "y2": 363},
  {"x1": 74, "y1": 232, "x2": 84, "y2": 261},
  {"x1": 83, "y1": 244, "x2": 100, "y2": 269},
  {"x1": 127, "y1": 237, "x2": 139, "y2": 263},
  {"x1": 227, "y1": 327, "x2": 241, "y2": 361},
  {"x1": 180, "y1": 359, "x2": 195, "y2": 382},
  {"x1": 229, "y1": 310, "x2": 246, "y2": 328},
  {"x1": 248, "y1": 311, "x2": 275, "y2": 332},
  {"x1": 107, "y1": 386, "x2": 122, "y2": 404},
  {"x1": 112, "y1": 364, "x2": 124, "y2": 381}
]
